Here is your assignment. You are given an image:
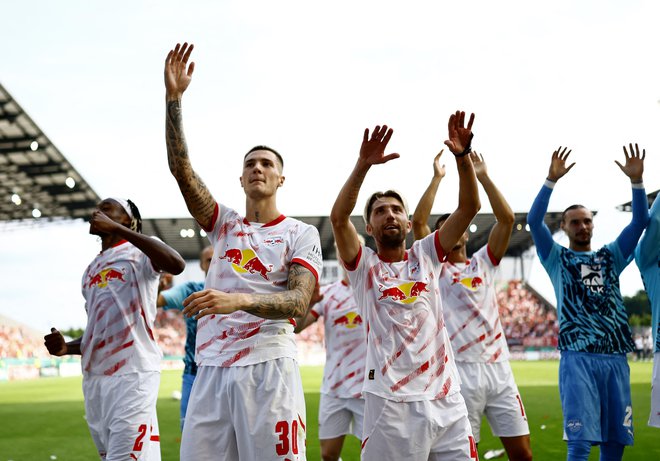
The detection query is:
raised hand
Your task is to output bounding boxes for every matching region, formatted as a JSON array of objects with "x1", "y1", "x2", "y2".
[
  {"x1": 433, "y1": 150, "x2": 446, "y2": 180},
  {"x1": 165, "y1": 42, "x2": 195, "y2": 99},
  {"x1": 44, "y1": 328, "x2": 68, "y2": 356},
  {"x1": 615, "y1": 143, "x2": 645, "y2": 182},
  {"x1": 547, "y1": 146, "x2": 575, "y2": 182},
  {"x1": 444, "y1": 111, "x2": 475, "y2": 155},
  {"x1": 89, "y1": 210, "x2": 122, "y2": 235},
  {"x1": 359, "y1": 125, "x2": 399, "y2": 166},
  {"x1": 469, "y1": 151, "x2": 487, "y2": 180}
]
